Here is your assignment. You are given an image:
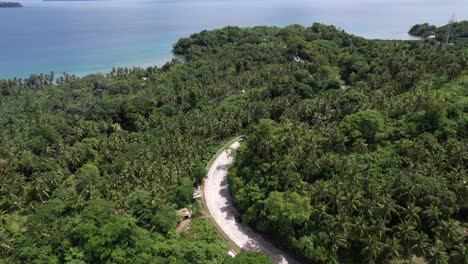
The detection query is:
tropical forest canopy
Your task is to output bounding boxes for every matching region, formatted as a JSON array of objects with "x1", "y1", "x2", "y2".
[{"x1": 0, "y1": 22, "x2": 466, "y2": 263}]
